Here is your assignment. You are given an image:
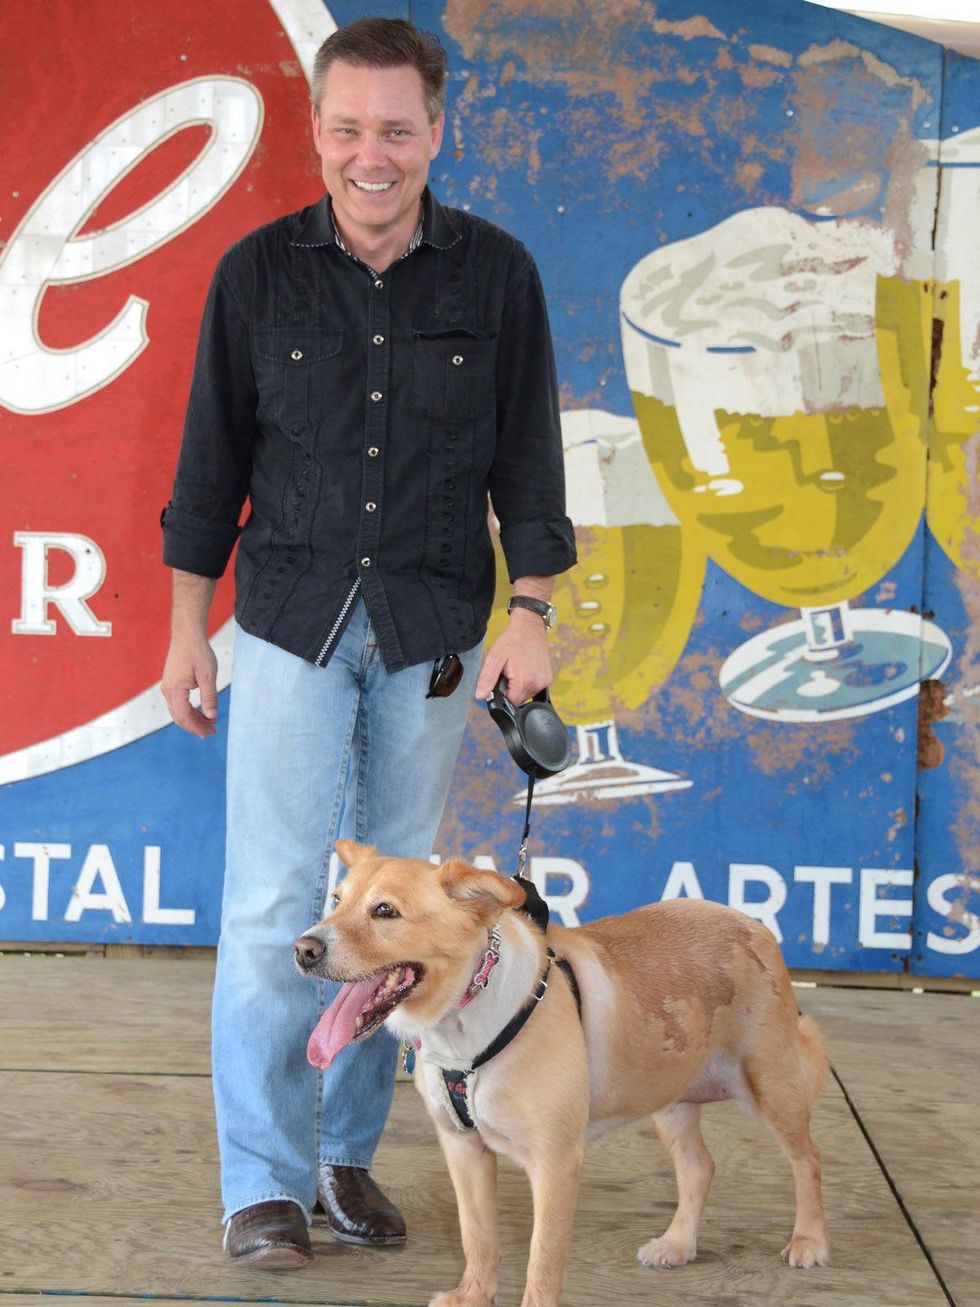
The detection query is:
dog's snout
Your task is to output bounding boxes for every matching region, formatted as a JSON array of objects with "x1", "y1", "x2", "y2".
[{"x1": 294, "y1": 933, "x2": 325, "y2": 970}]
